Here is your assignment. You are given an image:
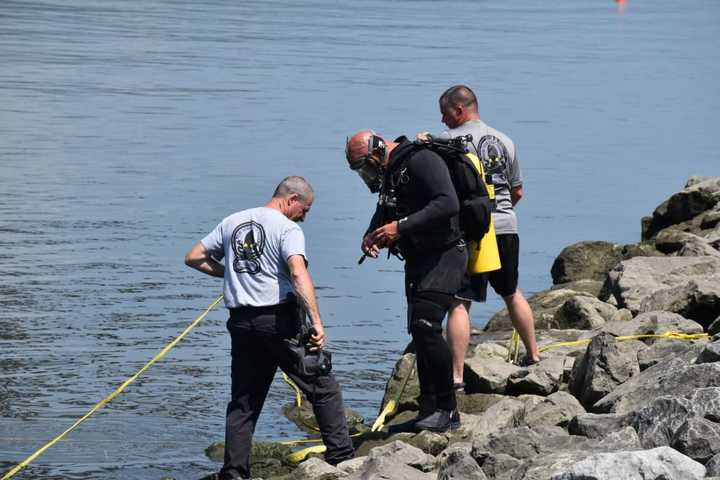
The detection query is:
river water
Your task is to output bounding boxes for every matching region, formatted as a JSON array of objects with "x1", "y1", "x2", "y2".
[{"x1": 1, "y1": 1, "x2": 718, "y2": 478}]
